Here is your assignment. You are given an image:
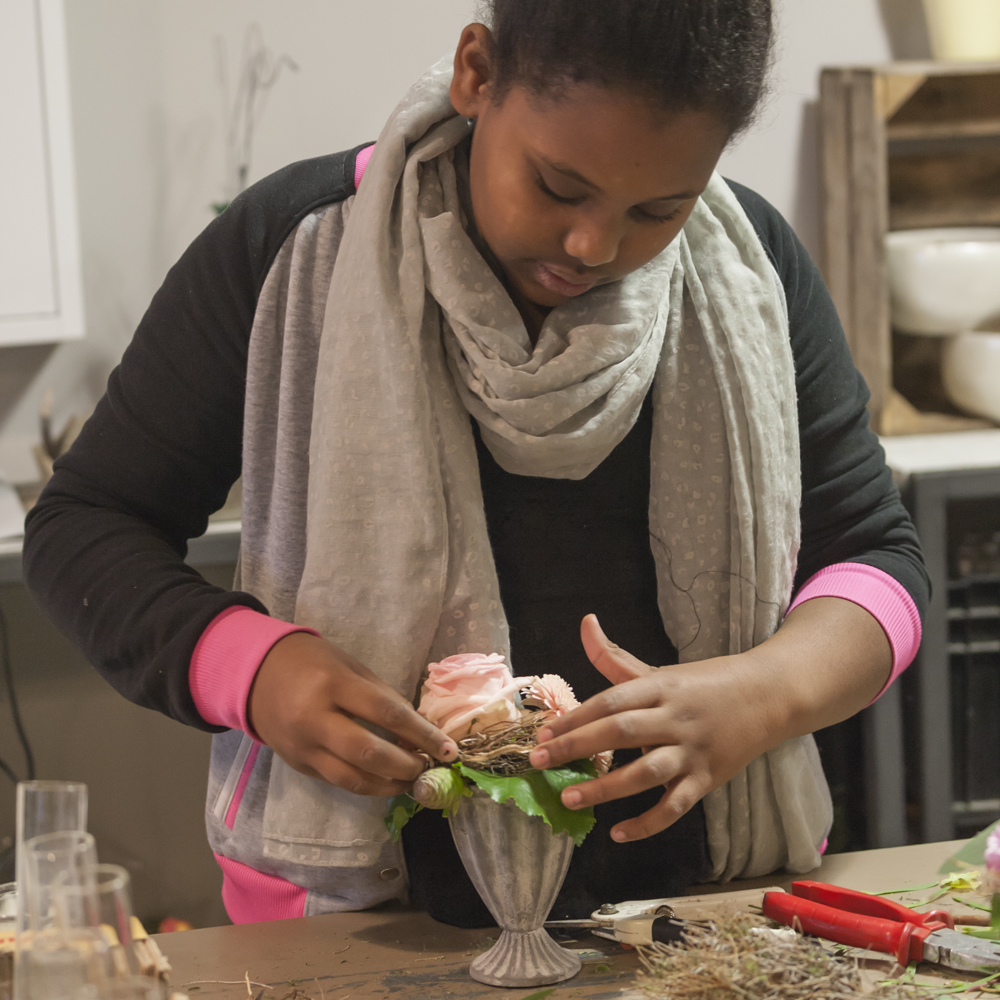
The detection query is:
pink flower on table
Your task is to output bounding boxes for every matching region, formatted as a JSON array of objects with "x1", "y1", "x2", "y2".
[
  {"x1": 986, "y1": 826, "x2": 1000, "y2": 874},
  {"x1": 985, "y1": 826, "x2": 1000, "y2": 892},
  {"x1": 417, "y1": 653, "x2": 536, "y2": 739},
  {"x1": 521, "y1": 674, "x2": 580, "y2": 718}
]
